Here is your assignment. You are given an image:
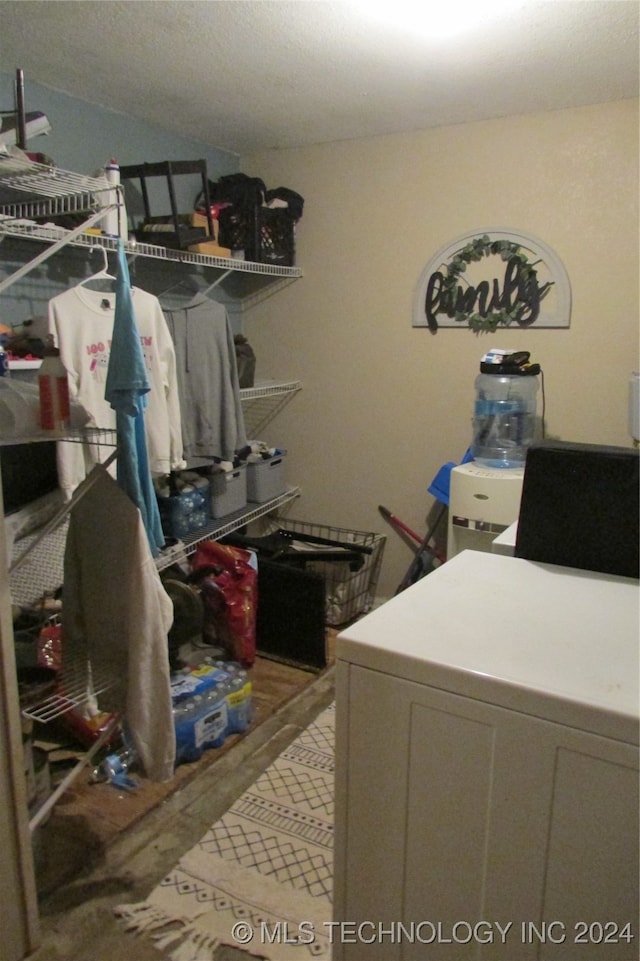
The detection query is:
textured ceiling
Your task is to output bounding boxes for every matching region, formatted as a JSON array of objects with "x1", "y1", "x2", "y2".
[{"x1": 1, "y1": 0, "x2": 638, "y2": 155}]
